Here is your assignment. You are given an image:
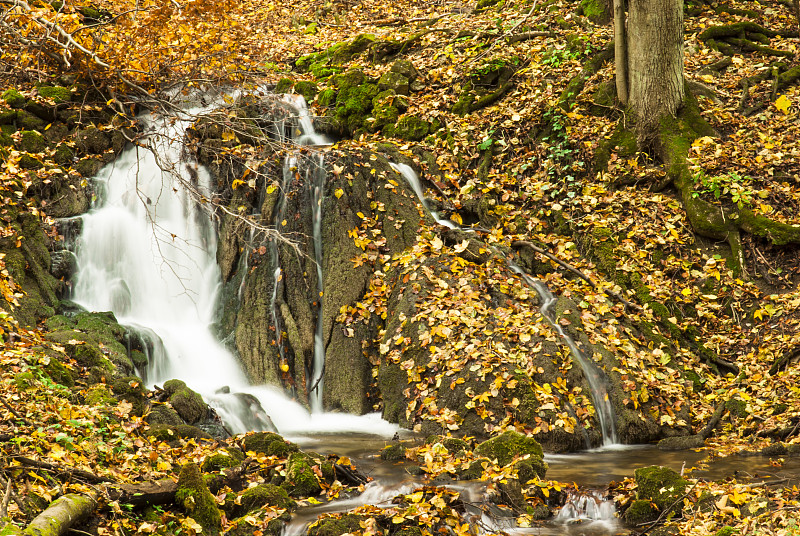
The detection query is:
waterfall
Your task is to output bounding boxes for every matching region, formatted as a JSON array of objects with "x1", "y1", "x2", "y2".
[
  {"x1": 71, "y1": 95, "x2": 396, "y2": 437},
  {"x1": 390, "y1": 163, "x2": 618, "y2": 446}
]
